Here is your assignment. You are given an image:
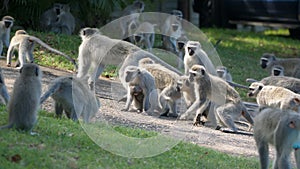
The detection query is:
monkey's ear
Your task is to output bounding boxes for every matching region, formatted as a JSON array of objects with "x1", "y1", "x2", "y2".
[
  {"x1": 293, "y1": 98, "x2": 300, "y2": 104},
  {"x1": 82, "y1": 30, "x2": 86, "y2": 36},
  {"x1": 289, "y1": 121, "x2": 296, "y2": 129},
  {"x1": 35, "y1": 67, "x2": 39, "y2": 76},
  {"x1": 258, "y1": 85, "x2": 263, "y2": 90},
  {"x1": 19, "y1": 67, "x2": 23, "y2": 74}
]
